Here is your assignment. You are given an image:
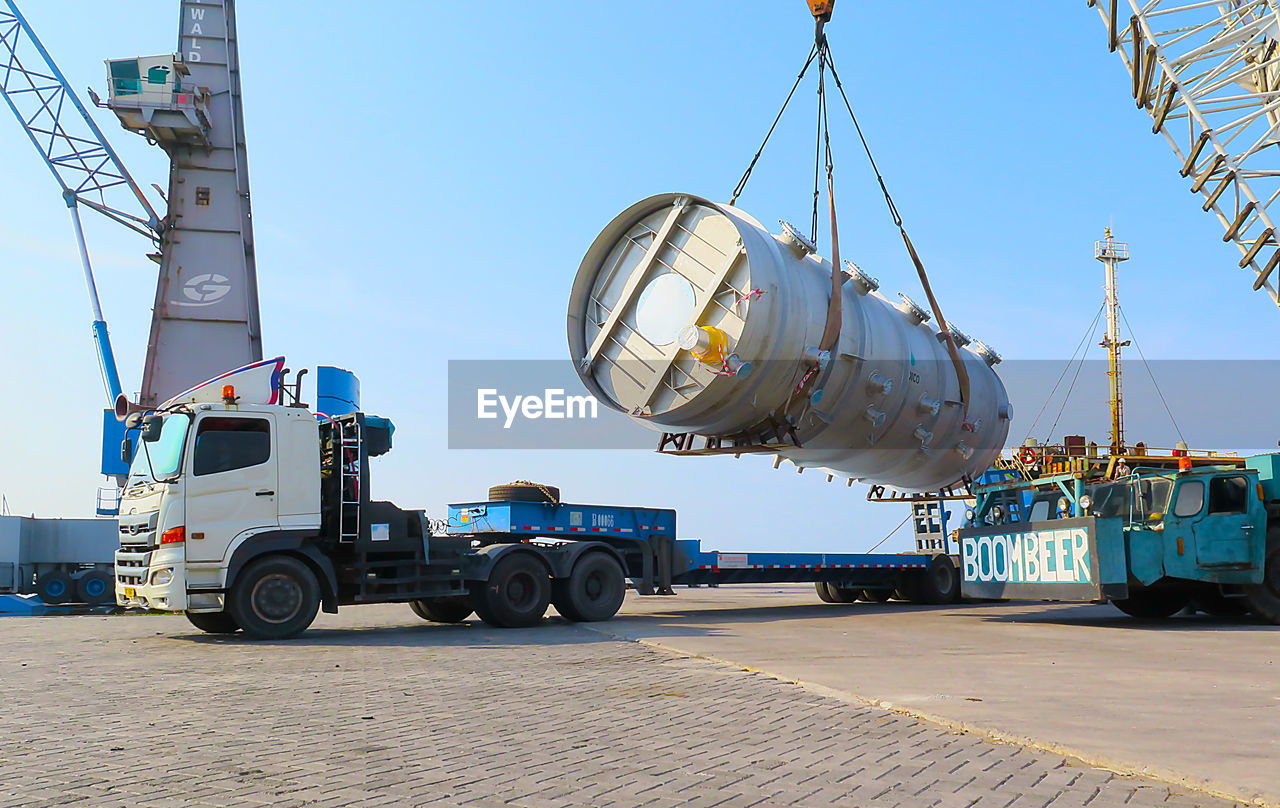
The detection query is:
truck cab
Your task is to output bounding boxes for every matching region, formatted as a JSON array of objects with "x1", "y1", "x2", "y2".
[{"x1": 116, "y1": 402, "x2": 322, "y2": 614}]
